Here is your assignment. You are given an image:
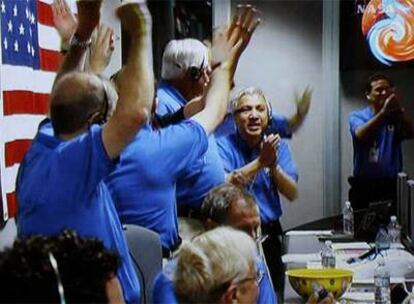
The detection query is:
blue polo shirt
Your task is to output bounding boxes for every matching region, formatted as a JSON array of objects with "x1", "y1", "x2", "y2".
[
  {"x1": 257, "y1": 257, "x2": 278, "y2": 304},
  {"x1": 151, "y1": 256, "x2": 277, "y2": 304},
  {"x1": 106, "y1": 121, "x2": 208, "y2": 249},
  {"x1": 16, "y1": 120, "x2": 140, "y2": 304},
  {"x1": 217, "y1": 134, "x2": 298, "y2": 224},
  {"x1": 349, "y1": 106, "x2": 402, "y2": 178},
  {"x1": 215, "y1": 112, "x2": 292, "y2": 139},
  {"x1": 157, "y1": 81, "x2": 225, "y2": 209}
]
